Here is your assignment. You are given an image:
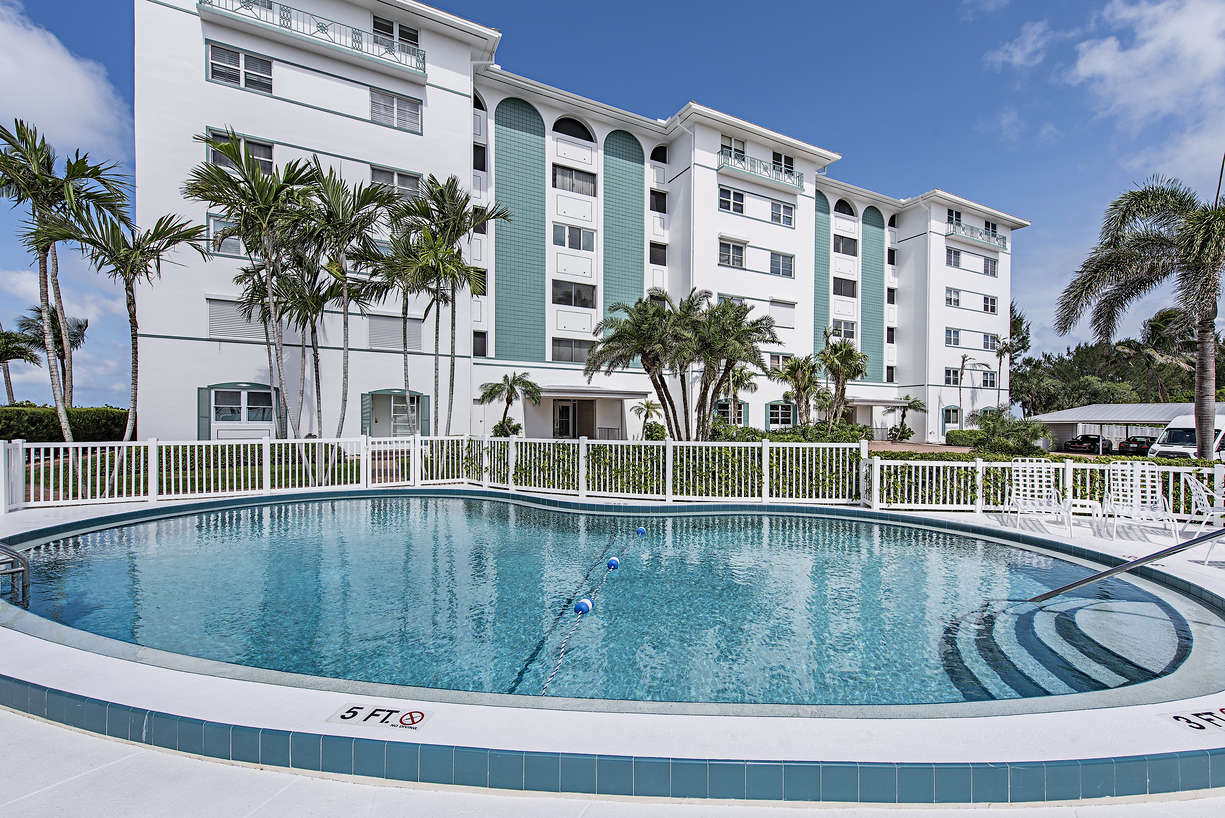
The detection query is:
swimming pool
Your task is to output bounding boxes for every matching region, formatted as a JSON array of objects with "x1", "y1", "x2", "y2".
[{"x1": 9, "y1": 496, "x2": 1202, "y2": 707}]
